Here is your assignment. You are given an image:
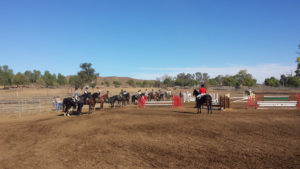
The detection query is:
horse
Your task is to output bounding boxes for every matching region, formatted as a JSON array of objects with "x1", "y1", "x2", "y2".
[
  {"x1": 193, "y1": 89, "x2": 212, "y2": 114},
  {"x1": 148, "y1": 92, "x2": 154, "y2": 101},
  {"x1": 92, "y1": 91, "x2": 109, "y2": 109},
  {"x1": 62, "y1": 97, "x2": 77, "y2": 116},
  {"x1": 154, "y1": 92, "x2": 164, "y2": 101},
  {"x1": 109, "y1": 95, "x2": 123, "y2": 108},
  {"x1": 77, "y1": 93, "x2": 95, "y2": 115},
  {"x1": 131, "y1": 94, "x2": 139, "y2": 104},
  {"x1": 122, "y1": 92, "x2": 130, "y2": 105},
  {"x1": 165, "y1": 91, "x2": 172, "y2": 101}
]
